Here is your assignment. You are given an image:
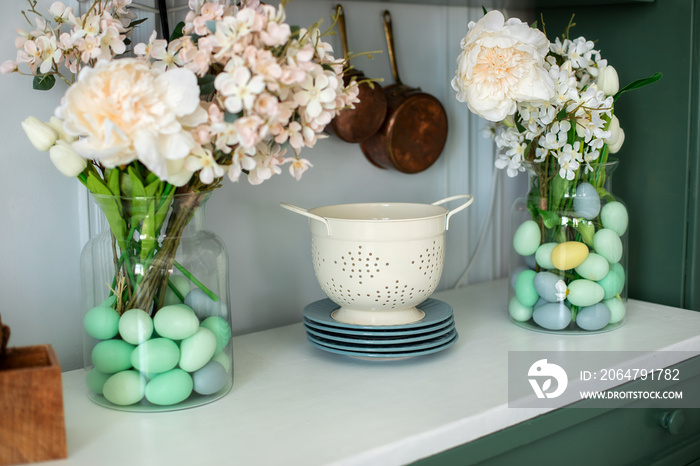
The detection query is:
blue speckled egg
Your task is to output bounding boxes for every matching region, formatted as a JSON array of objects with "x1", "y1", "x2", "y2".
[
  {"x1": 573, "y1": 182, "x2": 601, "y2": 220},
  {"x1": 533, "y1": 302, "x2": 572, "y2": 330},
  {"x1": 576, "y1": 303, "x2": 611, "y2": 331}
]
